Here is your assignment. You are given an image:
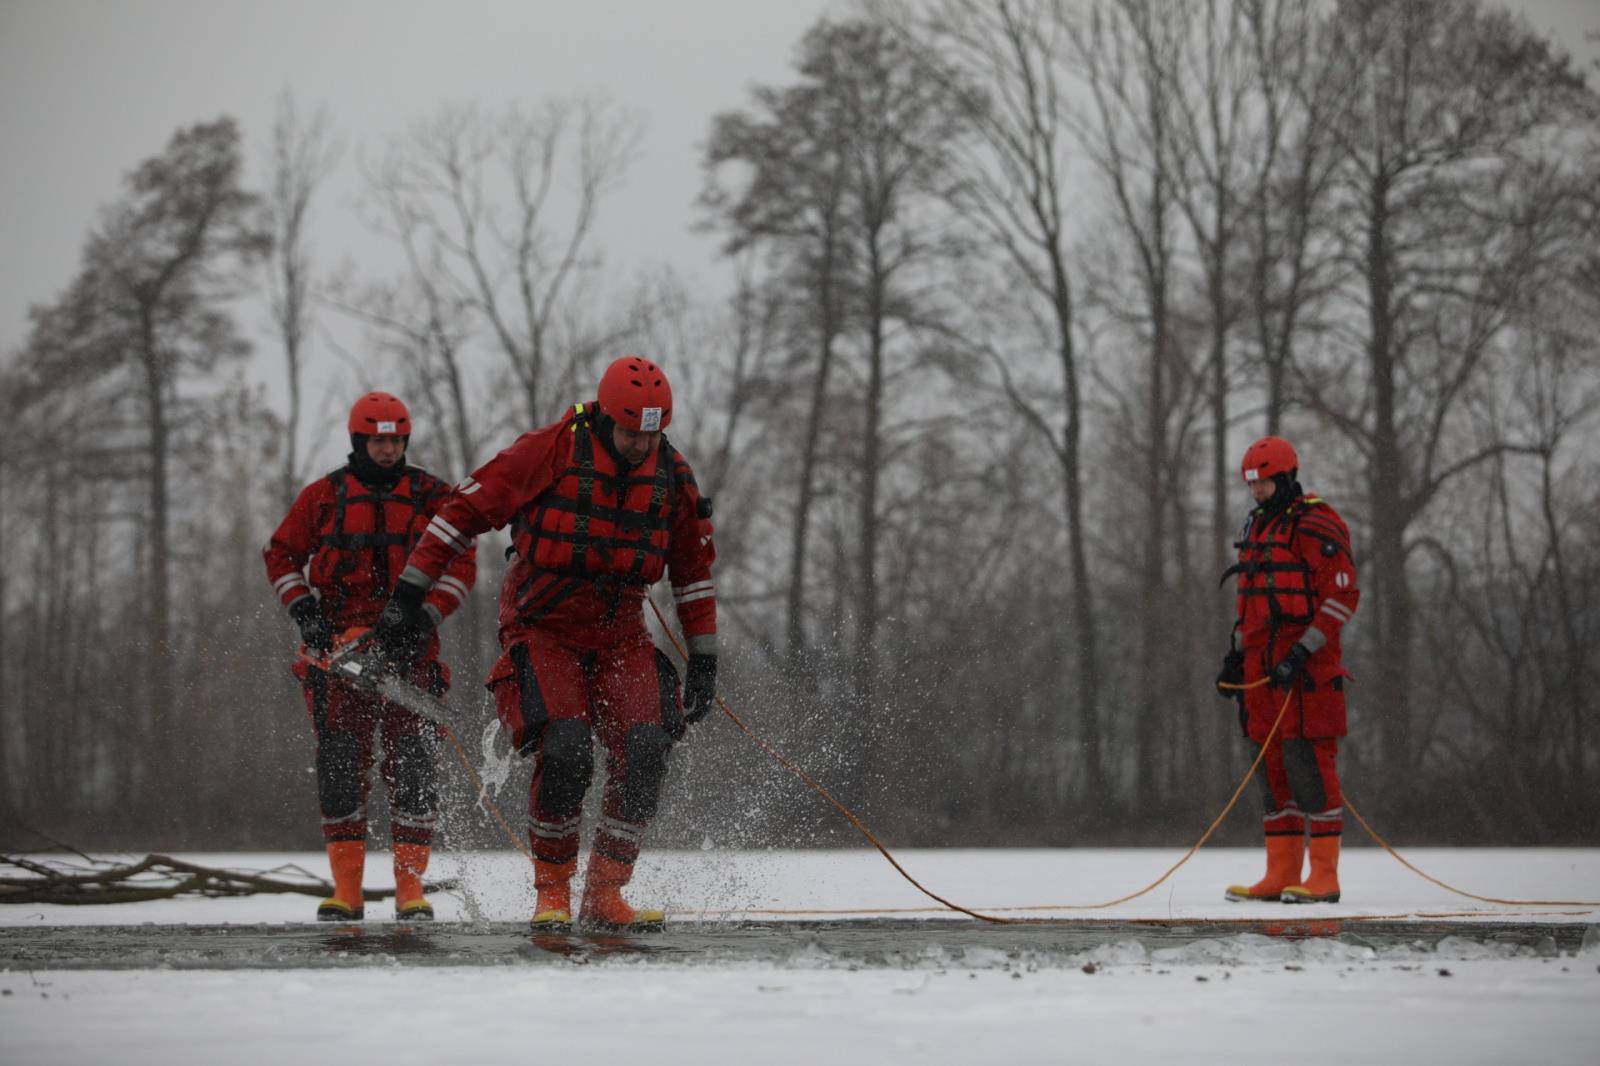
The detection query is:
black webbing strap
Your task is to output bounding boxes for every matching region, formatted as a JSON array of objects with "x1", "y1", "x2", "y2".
[
  {"x1": 1229, "y1": 503, "x2": 1319, "y2": 631},
  {"x1": 318, "y1": 471, "x2": 419, "y2": 551},
  {"x1": 513, "y1": 572, "x2": 588, "y2": 626},
  {"x1": 319, "y1": 468, "x2": 433, "y2": 602},
  {"x1": 624, "y1": 441, "x2": 674, "y2": 584},
  {"x1": 571, "y1": 406, "x2": 597, "y2": 570}
]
